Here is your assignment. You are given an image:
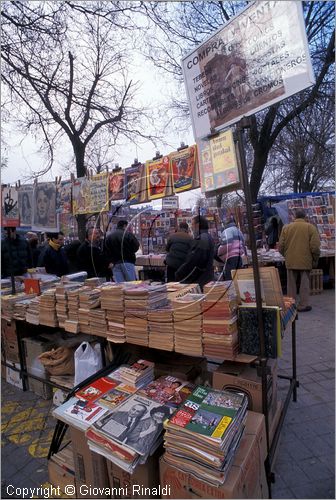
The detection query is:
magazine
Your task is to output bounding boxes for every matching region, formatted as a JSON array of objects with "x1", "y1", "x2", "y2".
[
  {"x1": 139, "y1": 376, "x2": 194, "y2": 408},
  {"x1": 98, "y1": 383, "x2": 137, "y2": 409},
  {"x1": 75, "y1": 377, "x2": 119, "y2": 402},
  {"x1": 93, "y1": 393, "x2": 170, "y2": 456},
  {"x1": 63, "y1": 398, "x2": 108, "y2": 425}
]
